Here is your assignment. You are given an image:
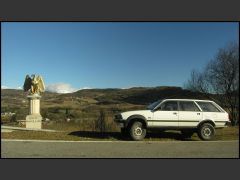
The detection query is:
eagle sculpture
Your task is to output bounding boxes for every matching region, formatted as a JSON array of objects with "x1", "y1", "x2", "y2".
[{"x1": 23, "y1": 74, "x2": 45, "y2": 95}]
